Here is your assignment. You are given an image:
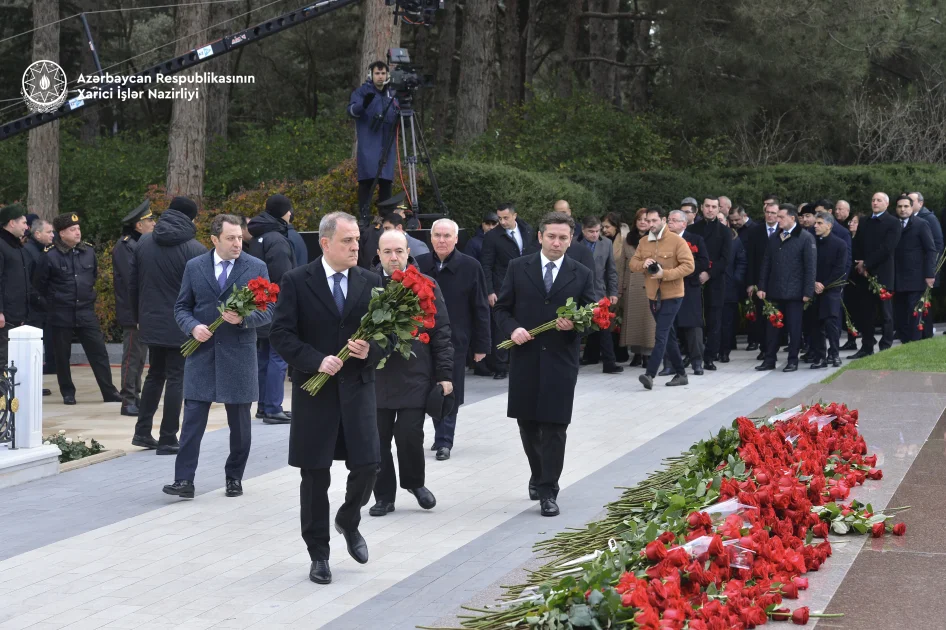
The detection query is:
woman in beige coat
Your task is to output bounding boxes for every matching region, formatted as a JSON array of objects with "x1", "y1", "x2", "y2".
[{"x1": 615, "y1": 208, "x2": 656, "y2": 366}]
